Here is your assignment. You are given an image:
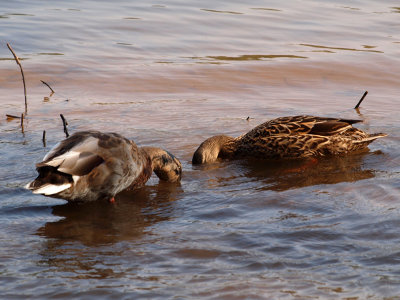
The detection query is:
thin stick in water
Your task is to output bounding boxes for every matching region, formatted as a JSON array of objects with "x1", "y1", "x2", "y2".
[
  {"x1": 60, "y1": 114, "x2": 69, "y2": 138},
  {"x1": 42, "y1": 130, "x2": 46, "y2": 147},
  {"x1": 7, "y1": 43, "x2": 27, "y2": 114},
  {"x1": 354, "y1": 91, "x2": 368, "y2": 109},
  {"x1": 40, "y1": 80, "x2": 55, "y2": 94},
  {"x1": 20, "y1": 113, "x2": 24, "y2": 133},
  {"x1": 6, "y1": 114, "x2": 21, "y2": 119}
]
